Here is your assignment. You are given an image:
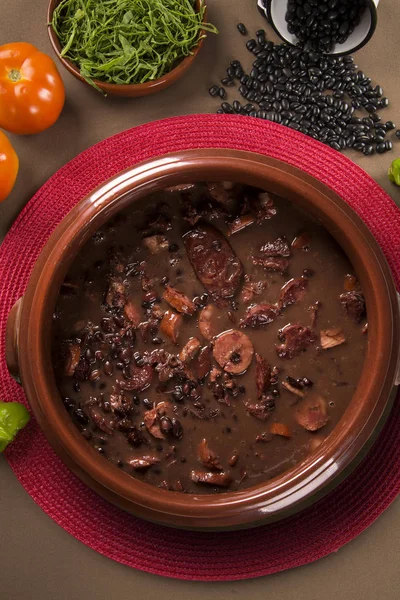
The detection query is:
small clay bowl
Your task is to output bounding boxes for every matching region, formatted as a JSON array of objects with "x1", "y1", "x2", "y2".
[
  {"x1": 6, "y1": 149, "x2": 400, "y2": 530},
  {"x1": 47, "y1": 0, "x2": 207, "y2": 97}
]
